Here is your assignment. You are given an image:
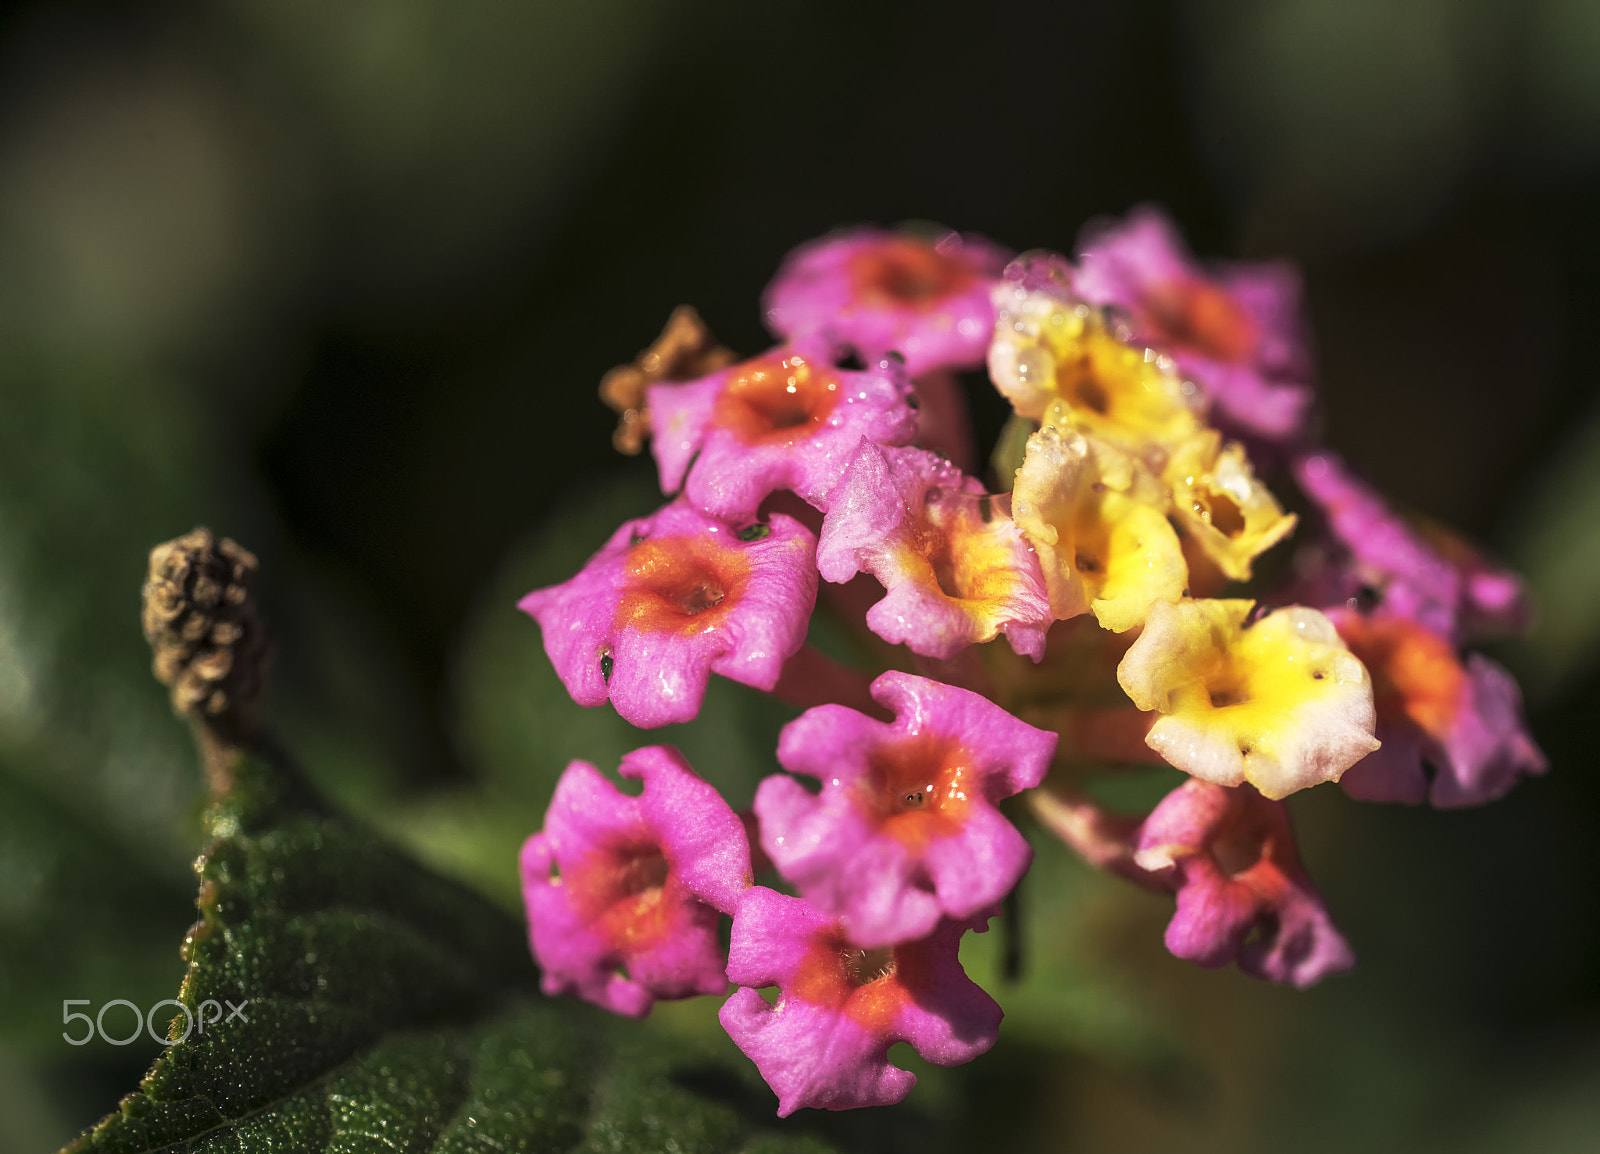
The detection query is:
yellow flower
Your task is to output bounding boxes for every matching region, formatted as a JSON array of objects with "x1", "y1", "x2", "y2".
[
  {"x1": 1163, "y1": 430, "x2": 1297, "y2": 583},
  {"x1": 1117, "y1": 598, "x2": 1379, "y2": 799},
  {"x1": 1011, "y1": 425, "x2": 1186, "y2": 633},
  {"x1": 989, "y1": 288, "x2": 1201, "y2": 457}
]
